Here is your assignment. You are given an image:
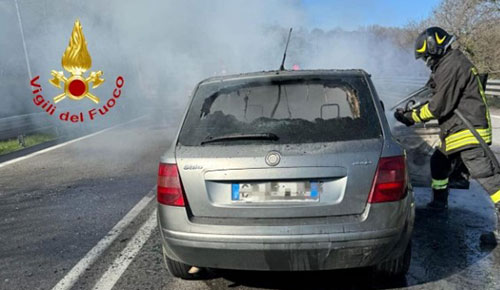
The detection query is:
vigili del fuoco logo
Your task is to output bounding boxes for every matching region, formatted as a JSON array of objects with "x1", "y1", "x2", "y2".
[{"x1": 29, "y1": 19, "x2": 124, "y2": 123}]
